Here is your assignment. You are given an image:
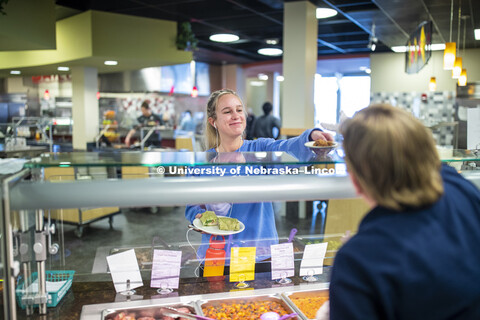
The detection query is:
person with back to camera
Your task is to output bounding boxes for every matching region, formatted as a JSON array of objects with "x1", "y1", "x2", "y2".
[
  {"x1": 125, "y1": 100, "x2": 164, "y2": 147},
  {"x1": 185, "y1": 88, "x2": 333, "y2": 266},
  {"x1": 316, "y1": 104, "x2": 480, "y2": 320},
  {"x1": 252, "y1": 102, "x2": 281, "y2": 139}
]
